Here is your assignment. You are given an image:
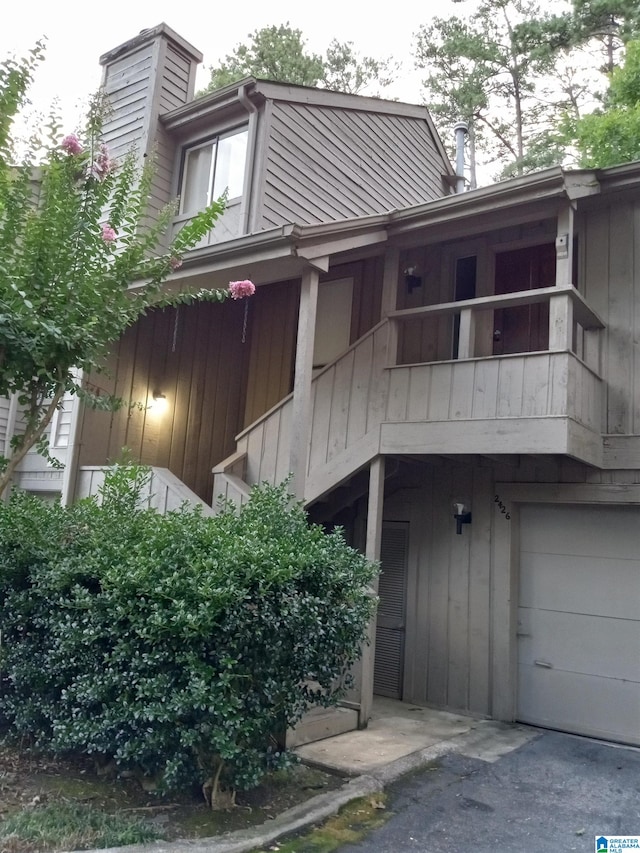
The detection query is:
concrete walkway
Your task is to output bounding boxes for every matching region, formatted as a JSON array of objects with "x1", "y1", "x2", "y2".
[
  {"x1": 81, "y1": 699, "x2": 539, "y2": 853},
  {"x1": 296, "y1": 697, "x2": 537, "y2": 775}
]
